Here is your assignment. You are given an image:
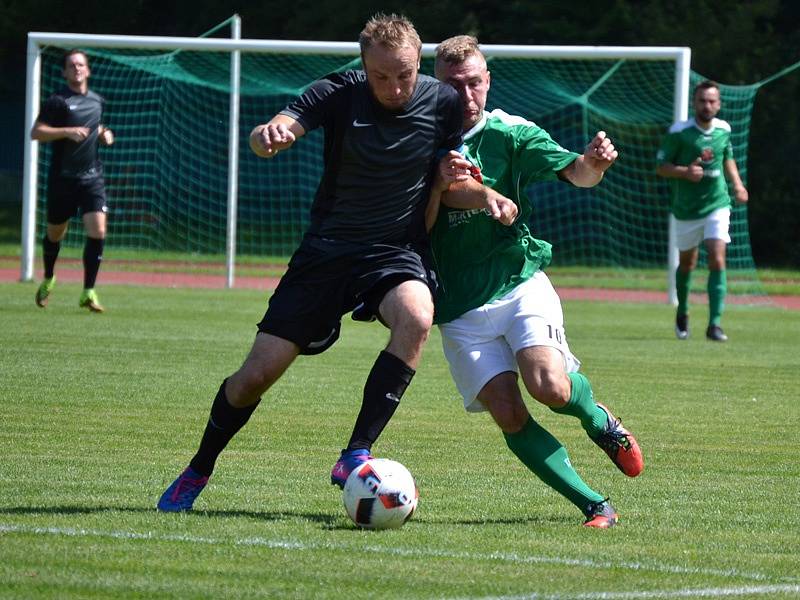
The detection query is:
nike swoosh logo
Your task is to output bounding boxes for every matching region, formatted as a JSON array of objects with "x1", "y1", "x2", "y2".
[
  {"x1": 307, "y1": 326, "x2": 338, "y2": 350},
  {"x1": 352, "y1": 120, "x2": 373, "y2": 127}
]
